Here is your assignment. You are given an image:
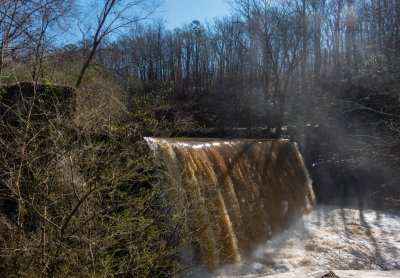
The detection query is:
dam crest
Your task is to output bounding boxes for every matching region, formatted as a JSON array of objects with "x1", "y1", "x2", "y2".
[{"x1": 146, "y1": 138, "x2": 315, "y2": 269}]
